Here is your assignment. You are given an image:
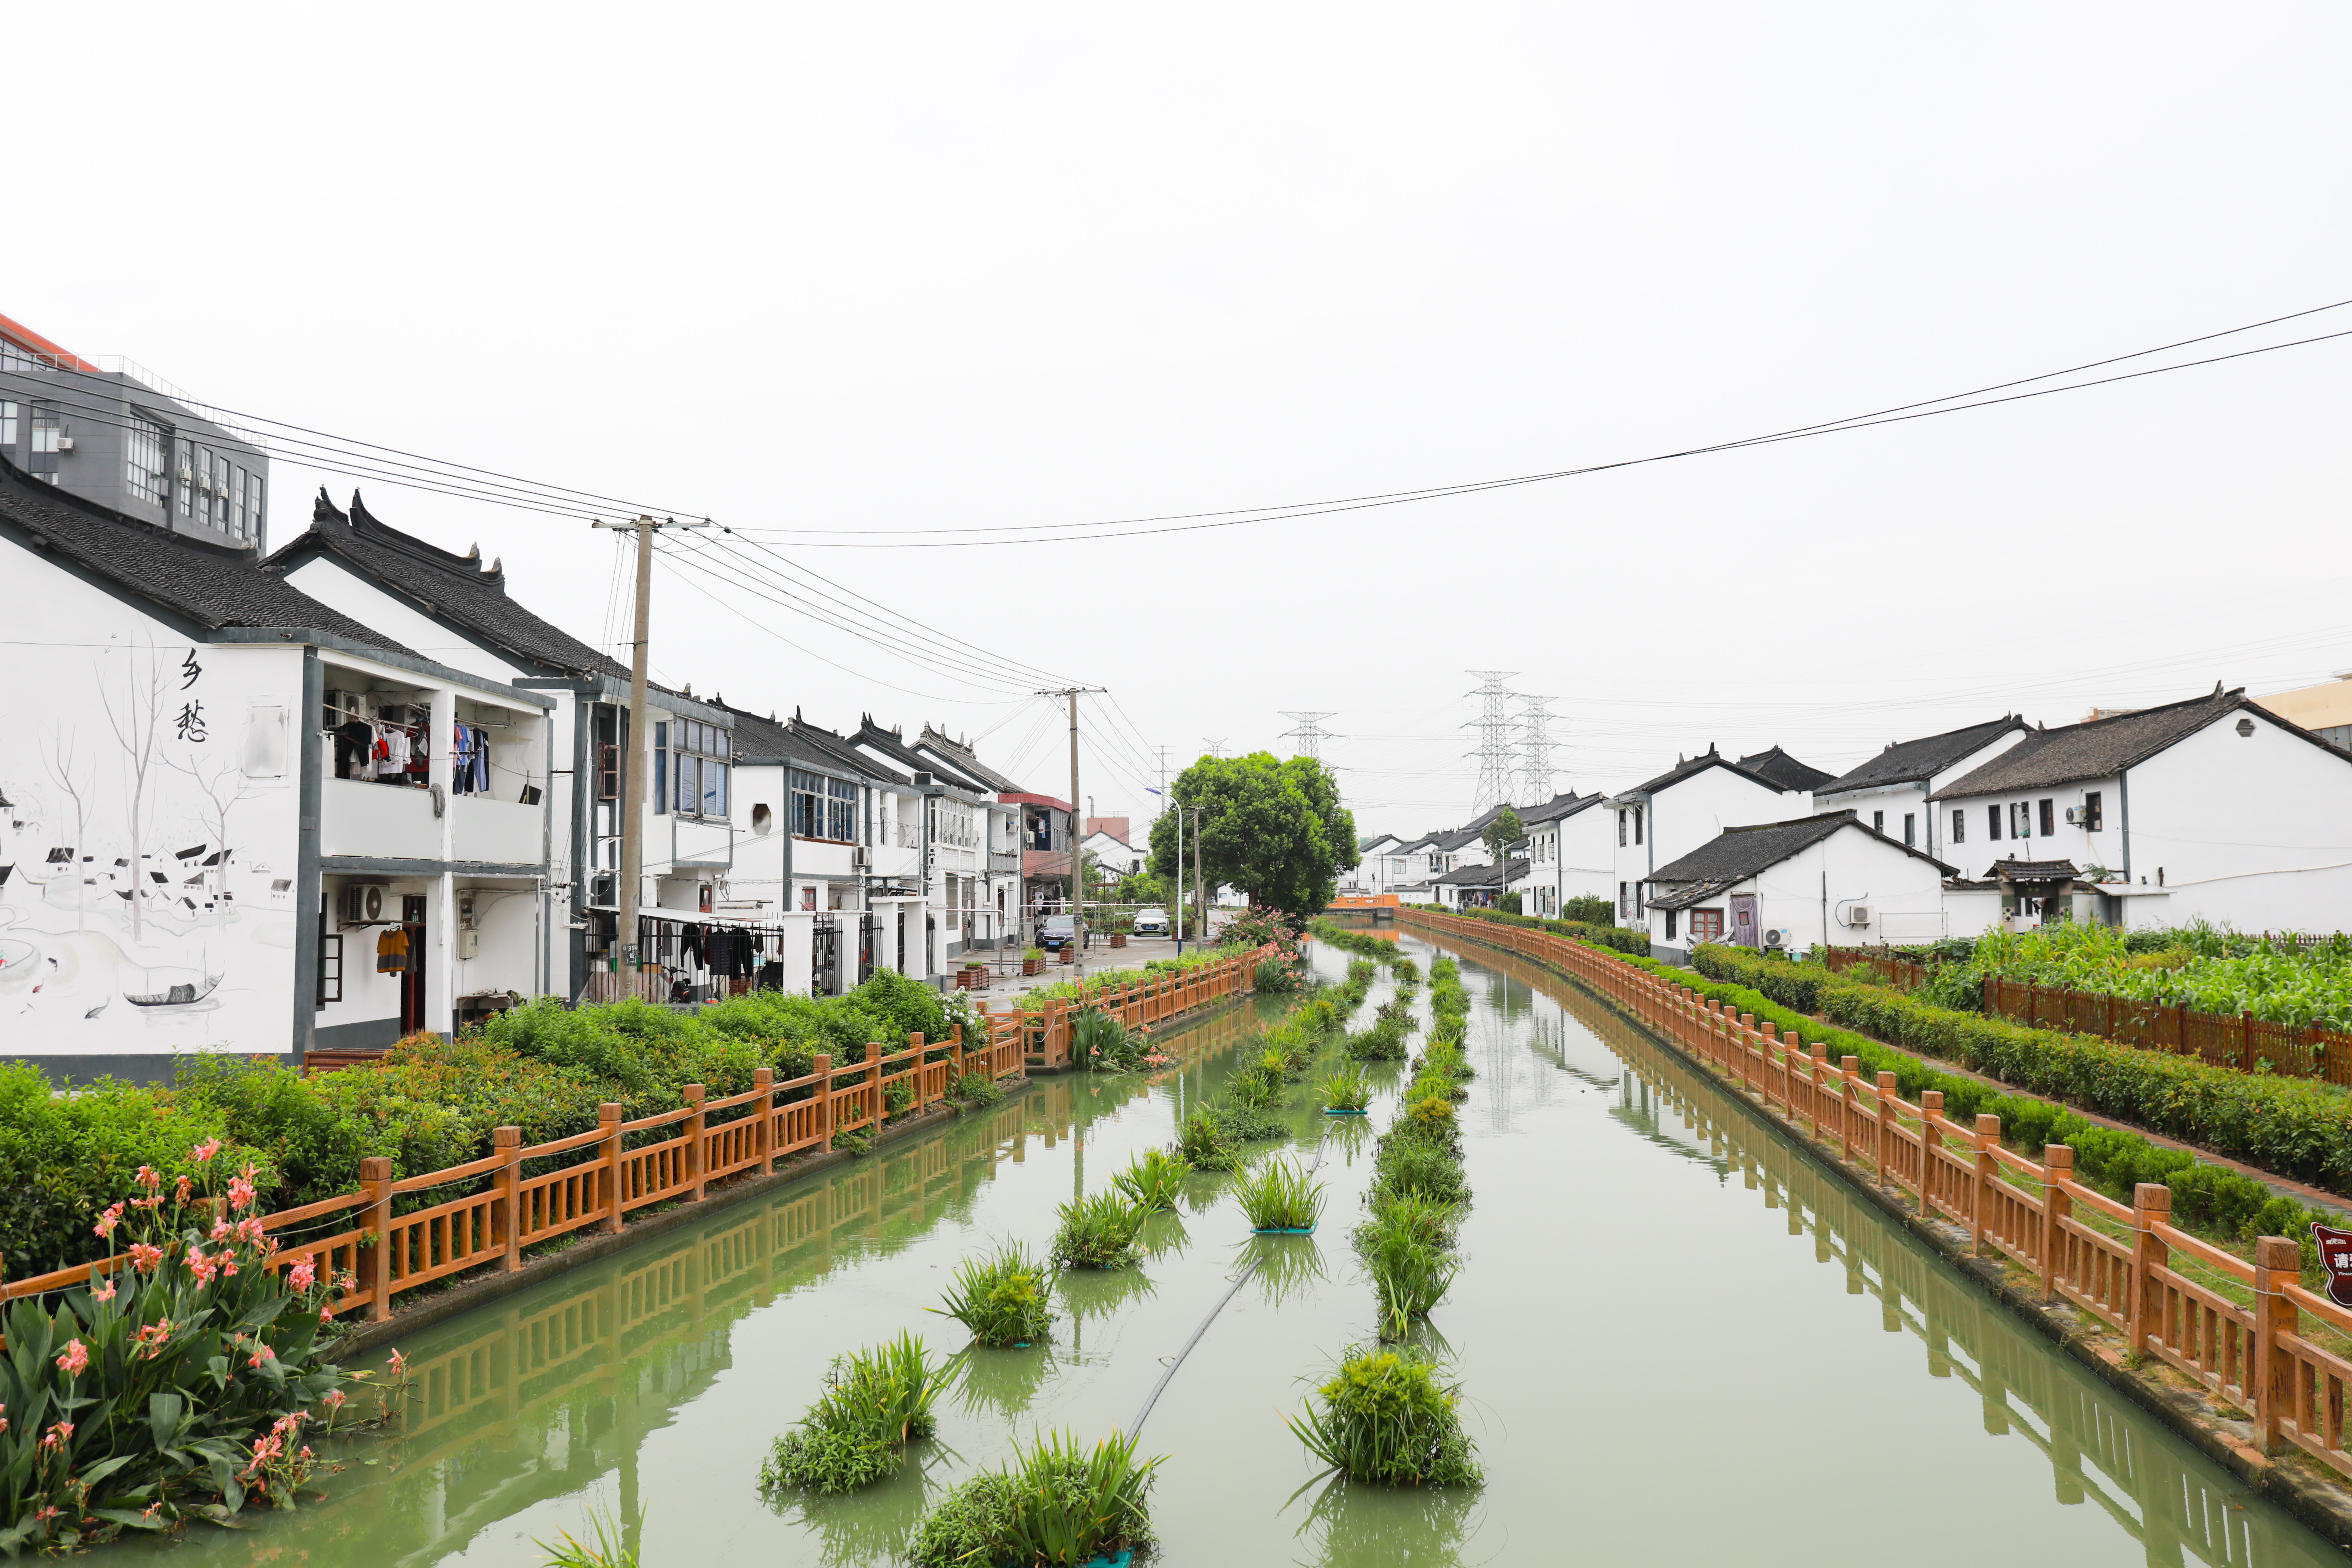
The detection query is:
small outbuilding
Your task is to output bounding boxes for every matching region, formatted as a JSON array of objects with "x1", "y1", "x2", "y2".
[{"x1": 1641, "y1": 811, "x2": 1957, "y2": 963}]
